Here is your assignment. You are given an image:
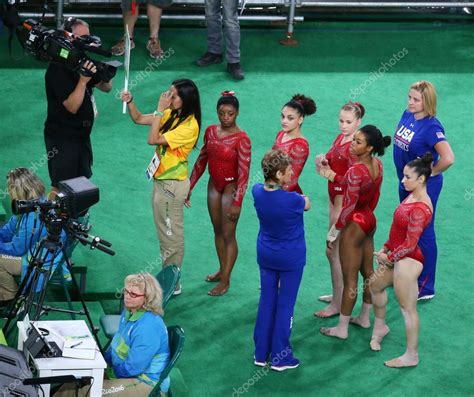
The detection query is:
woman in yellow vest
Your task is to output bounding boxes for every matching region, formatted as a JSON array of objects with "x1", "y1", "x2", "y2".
[{"x1": 122, "y1": 79, "x2": 201, "y2": 295}]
